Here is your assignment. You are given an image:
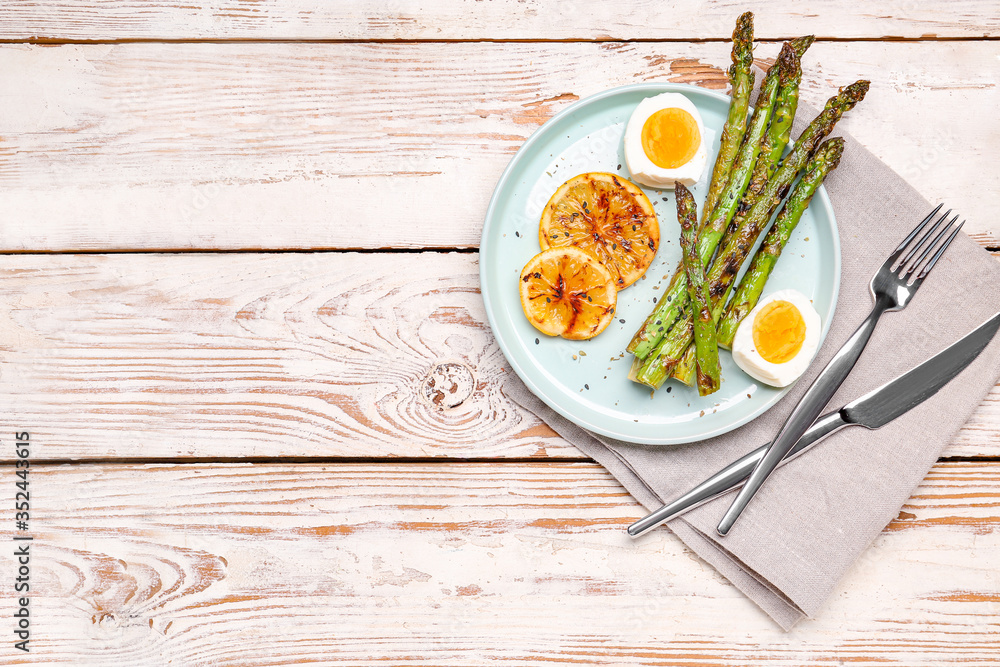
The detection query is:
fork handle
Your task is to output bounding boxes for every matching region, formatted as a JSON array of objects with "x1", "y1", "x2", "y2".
[
  {"x1": 715, "y1": 293, "x2": 893, "y2": 536},
  {"x1": 627, "y1": 410, "x2": 850, "y2": 538}
]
